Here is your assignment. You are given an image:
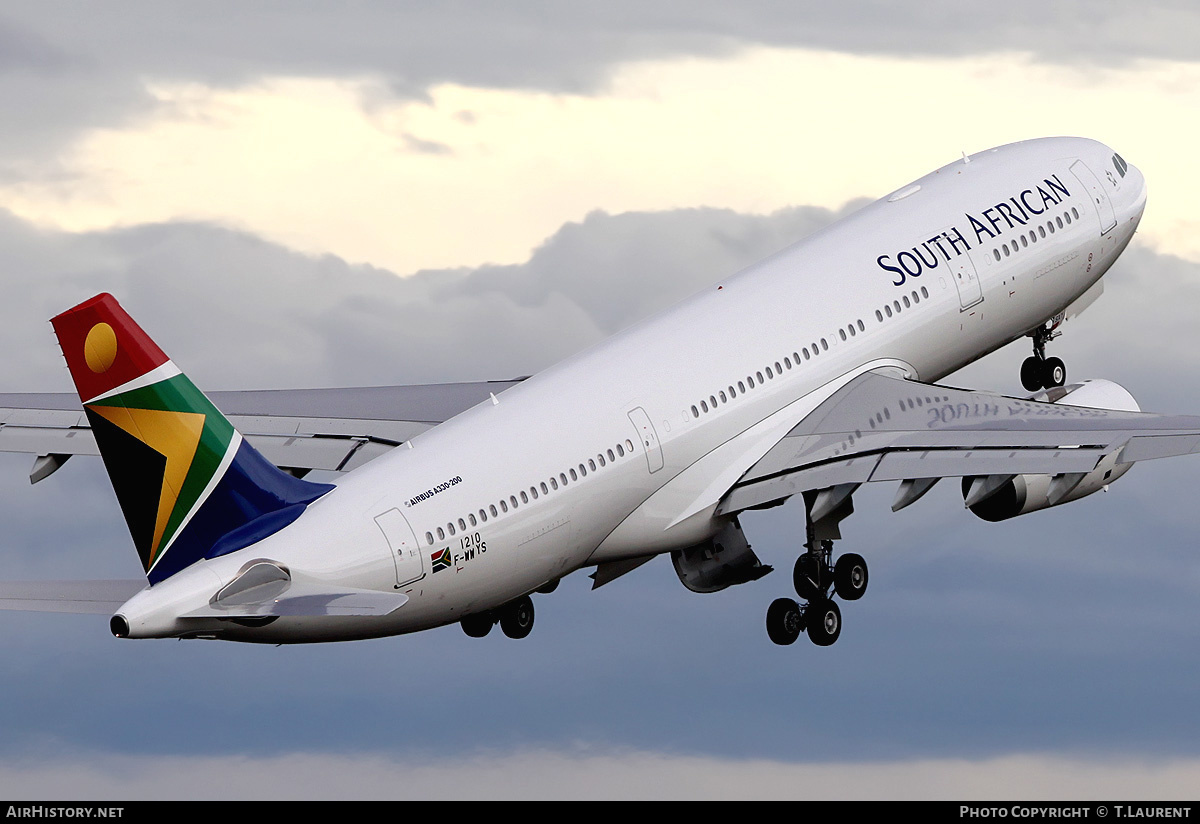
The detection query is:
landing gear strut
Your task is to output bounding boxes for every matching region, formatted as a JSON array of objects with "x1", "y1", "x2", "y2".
[
  {"x1": 766, "y1": 487, "x2": 867, "y2": 648},
  {"x1": 1021, "y1": 323, "x2": 1066, "y2": 392}
]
